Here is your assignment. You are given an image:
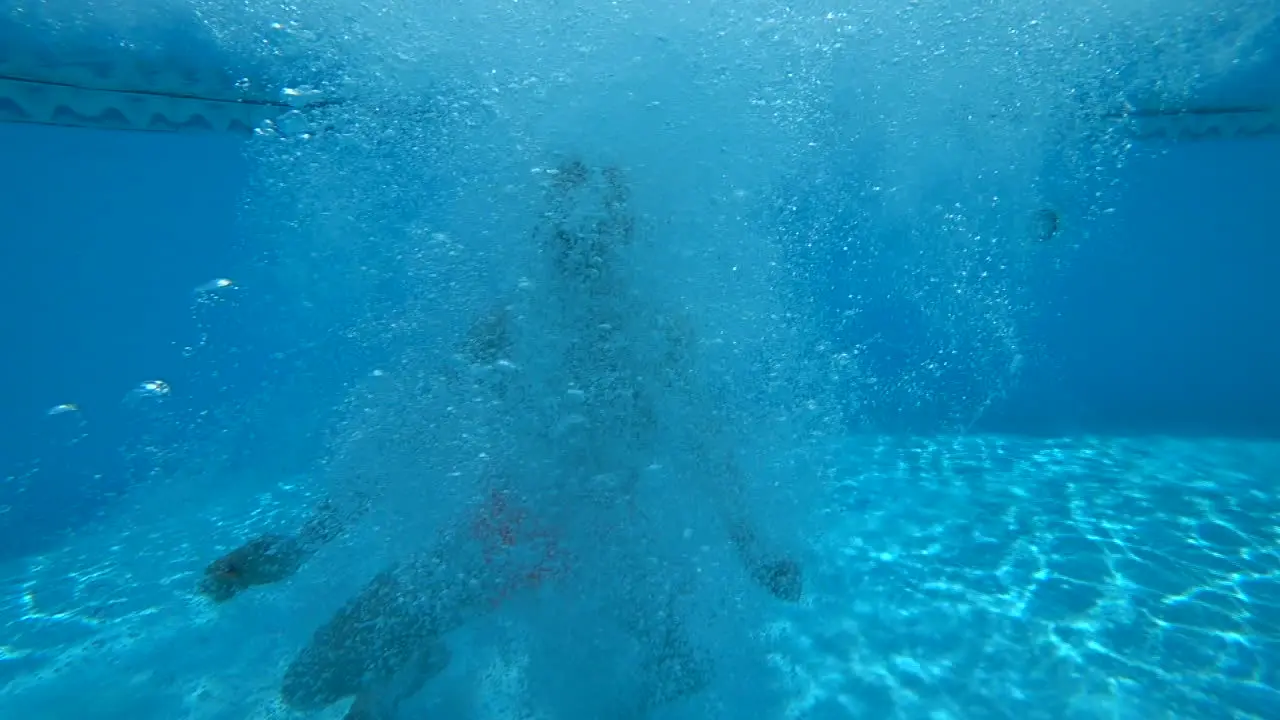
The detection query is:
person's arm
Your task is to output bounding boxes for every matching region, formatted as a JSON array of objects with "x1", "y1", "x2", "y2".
[
  {"x1": 197, "y1": 308, "x2": 514, "y2": 603},
  {"x1": 659, "y1": 312, "x2": 804, "y2": 602},
  {"x1": 716, "y1": 465, "x2": 805, "y2": 602}
]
